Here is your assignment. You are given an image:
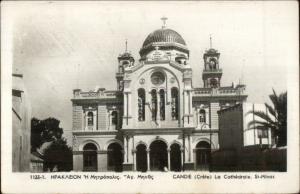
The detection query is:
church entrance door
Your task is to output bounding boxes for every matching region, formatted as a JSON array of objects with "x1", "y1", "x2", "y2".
[
  {"x1": 150, "y1": 140, "x2": 168, "y2": 171},
  {"x1": 170, "y1": 143, "x2": 182, "y2": 171},
  {"x1": 195, "y1": 141, "x2": 211, "y2": 171},
  {"x1": 107, "y1": 143, "x2": 123, "y2": 172},
  {"x1": 136, "y1": 144, "x2": 147, "y2": 172},
  {"x1": 83, "y1": 143, "x2": 98, "y2": 171}
]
